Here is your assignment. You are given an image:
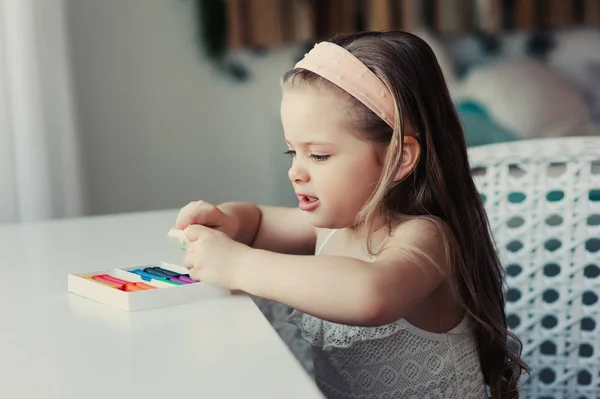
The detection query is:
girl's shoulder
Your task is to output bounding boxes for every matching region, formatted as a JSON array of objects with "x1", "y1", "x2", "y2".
[
  {"x1": 387, "y1": 215, "x2": 451, "y2": 248},
  {"x1": 378, "y1": 215, "x2": 453, "y2": 274}
]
